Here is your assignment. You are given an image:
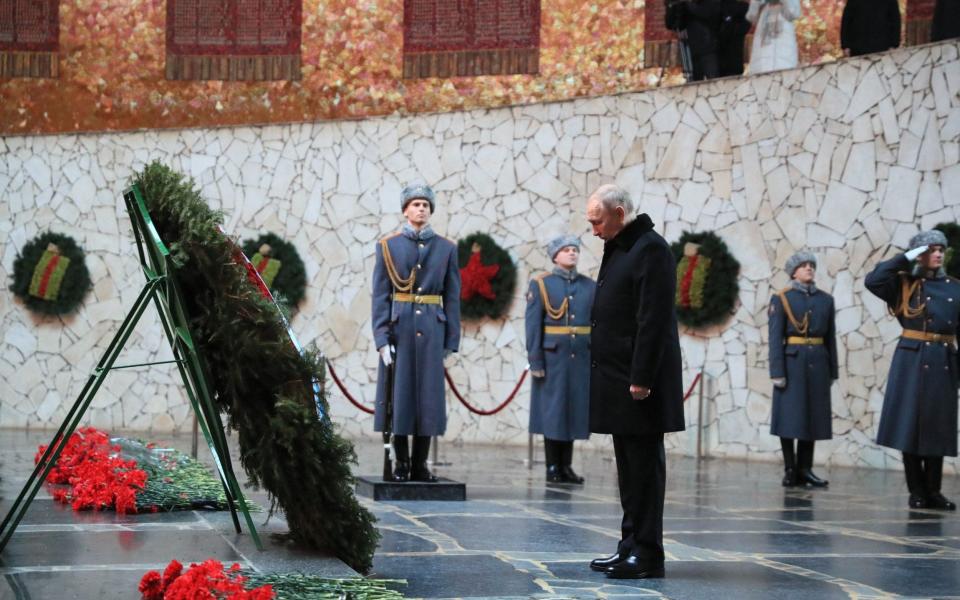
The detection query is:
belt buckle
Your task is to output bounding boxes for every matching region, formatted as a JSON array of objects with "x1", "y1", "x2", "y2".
[{"x1": 415, "y1": 295, "x2": 423, "y2": 304}]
